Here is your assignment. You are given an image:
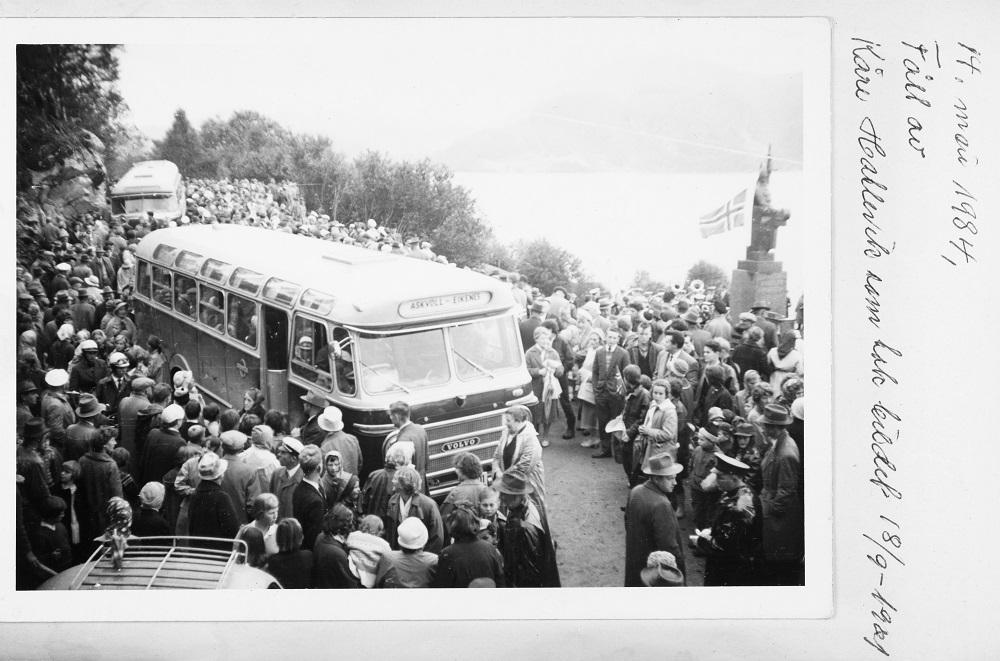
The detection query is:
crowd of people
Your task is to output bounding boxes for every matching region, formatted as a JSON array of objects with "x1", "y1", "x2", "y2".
[
  {"x1": 513, "y1": 284, "x2": 805, "y2": 586},
  {"x1": 15, "y1": 175, "x2": 803, "y2": 590}
]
